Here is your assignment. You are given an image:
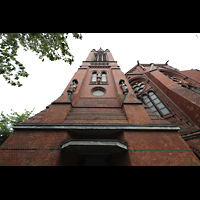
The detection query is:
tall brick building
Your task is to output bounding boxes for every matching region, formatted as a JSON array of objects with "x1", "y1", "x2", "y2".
[
  {"x1": 126, "y1": 61, "x2": 200, "y2": 160},
  {"x1": 0, "y1": 48, "x2": 200, "y2": 166}
]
